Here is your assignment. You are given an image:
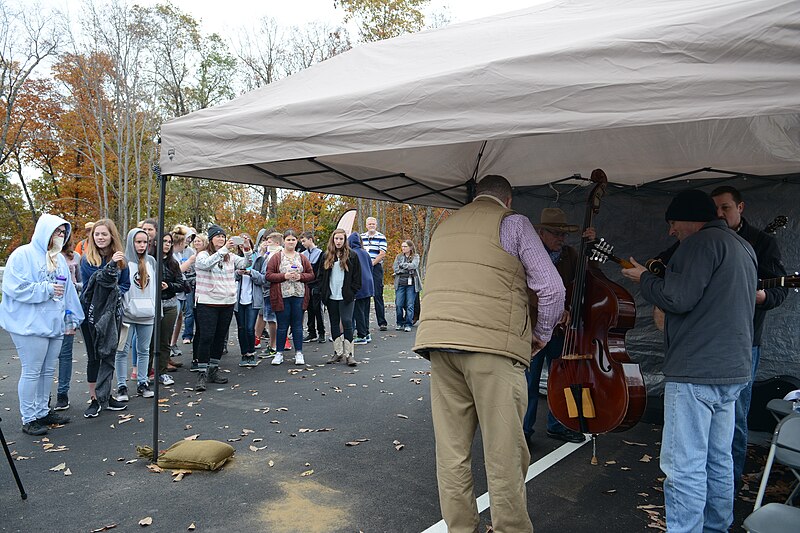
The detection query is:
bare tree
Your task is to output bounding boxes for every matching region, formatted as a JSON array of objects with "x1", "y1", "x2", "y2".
[{"x1": 234, "y1": 17, "x2": 286, "y2": 90}]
